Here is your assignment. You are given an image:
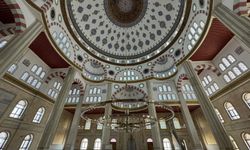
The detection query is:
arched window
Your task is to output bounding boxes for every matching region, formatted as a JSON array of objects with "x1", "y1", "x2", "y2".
[
  {"x1": 0, "y1": 131, "x2": 9, "y2": 149},
  {"x1": 84, "y1": 119, "x2": 91, "y2": 130},
  {"x1": 32, "y1": 107, "x2": 45, "y2": 123},
  {"x1": 222, "y1": 58, "x2": 230, "y2": 67},
  {"x1": 21, "y1": 72, "x2": 29, "y2": 81},
  {"x1": 93, "y1": 138, "x2": 101, "y2": 150},
  {"x1": 36, "y1": 67, "x2": 43, "y2": 76},
  {"x1": 238, "y1": 62, "x2": 248, "y2": 72},
  {"x1": 40, "y1": 72, "x2": 46, "y2": 79},
  {"x1": 97, "y1": 122, "x2": 103, "y2": 130},
  {"x1": 110, "y1": 138, "x2": 116, "y2": 143},
  {"x1": 26, "y1": 76, "x2": 34, "y2": 84},
  {"x1": 182, "y1": 83, "x2": 196, "y2": 100},
  {"x1": 19, "y1": 134, "x2": 33, "y2": 150},
  {"x1": 159, "y1": 119, "x2": 167, "y2": 129},
  {"x1": 213, "y1": 83, "x2": 219, "y2": 90},
  {"x1": 227, "y1": 55, "x2": 236, "y2": 63},
  {"x1": 0, "y1": 40, "x2": 7, "y2": 48},
  {"x1": 229, "y1": 136, "x2": 239, "y2": 150},
  {"x1": 215, "y1": 108, "x2": 224, "y2": 123},
  {"x1": 8, "y1": 64, "x2": 17, "y2": 74},
  {"x1": 35, "y1": 82, "x2": 42, "y2": 89},
  {"x1": 147, "y1": 138, "x2": 153, "y2": 143},
  {"x1": 242, "y1": 93, "x2": 250, "y2": 108},
  {"x1": 31, "y1": 79, "x2": 38, "y2": 87},
  {"x1": 173, "y1": 117, "x2": 181, "y2": 129},
  {"x1": 224, "y1": 102, "x2": 240, "y2": 120},
  {"x1": 219, "y1": 63, "x2": 226, "y2": 71},
  {"x1": 232, "y1": 67, "x2": 242, "y2": 76},
  {"x1": 158, "y1": 95, "x2": 163, "y2": 101},
  {"x1": 163, "y1": 138, "x2": 172, "y2": 150},
  {"x1": 223, "y1": 74, "x2": 231, "y2": 83},
  {"x1": 145, "y1": 118, "x2": 151, "y2": 129},
  {"x1": 242, "y1": 132, "x2": 250, "y2": 149},
  {"x1": 48, "y1": 81, "x2": 62, "y2": 99},
  {"x1": 31, "y1": 65, "x2": 38, "y2": 73},
  {"x1": 80, "y1": 138, "x2": 88, "y2": 150},
  {"x1": 228, "y1": 71, "x2": 236, "y2": 80},
  {"x1": 159, "y1": 86, "x2": 163, "y2": 92},
  {"x1": 9, "y1": 100, "x2": 28, "y2": 119}
]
